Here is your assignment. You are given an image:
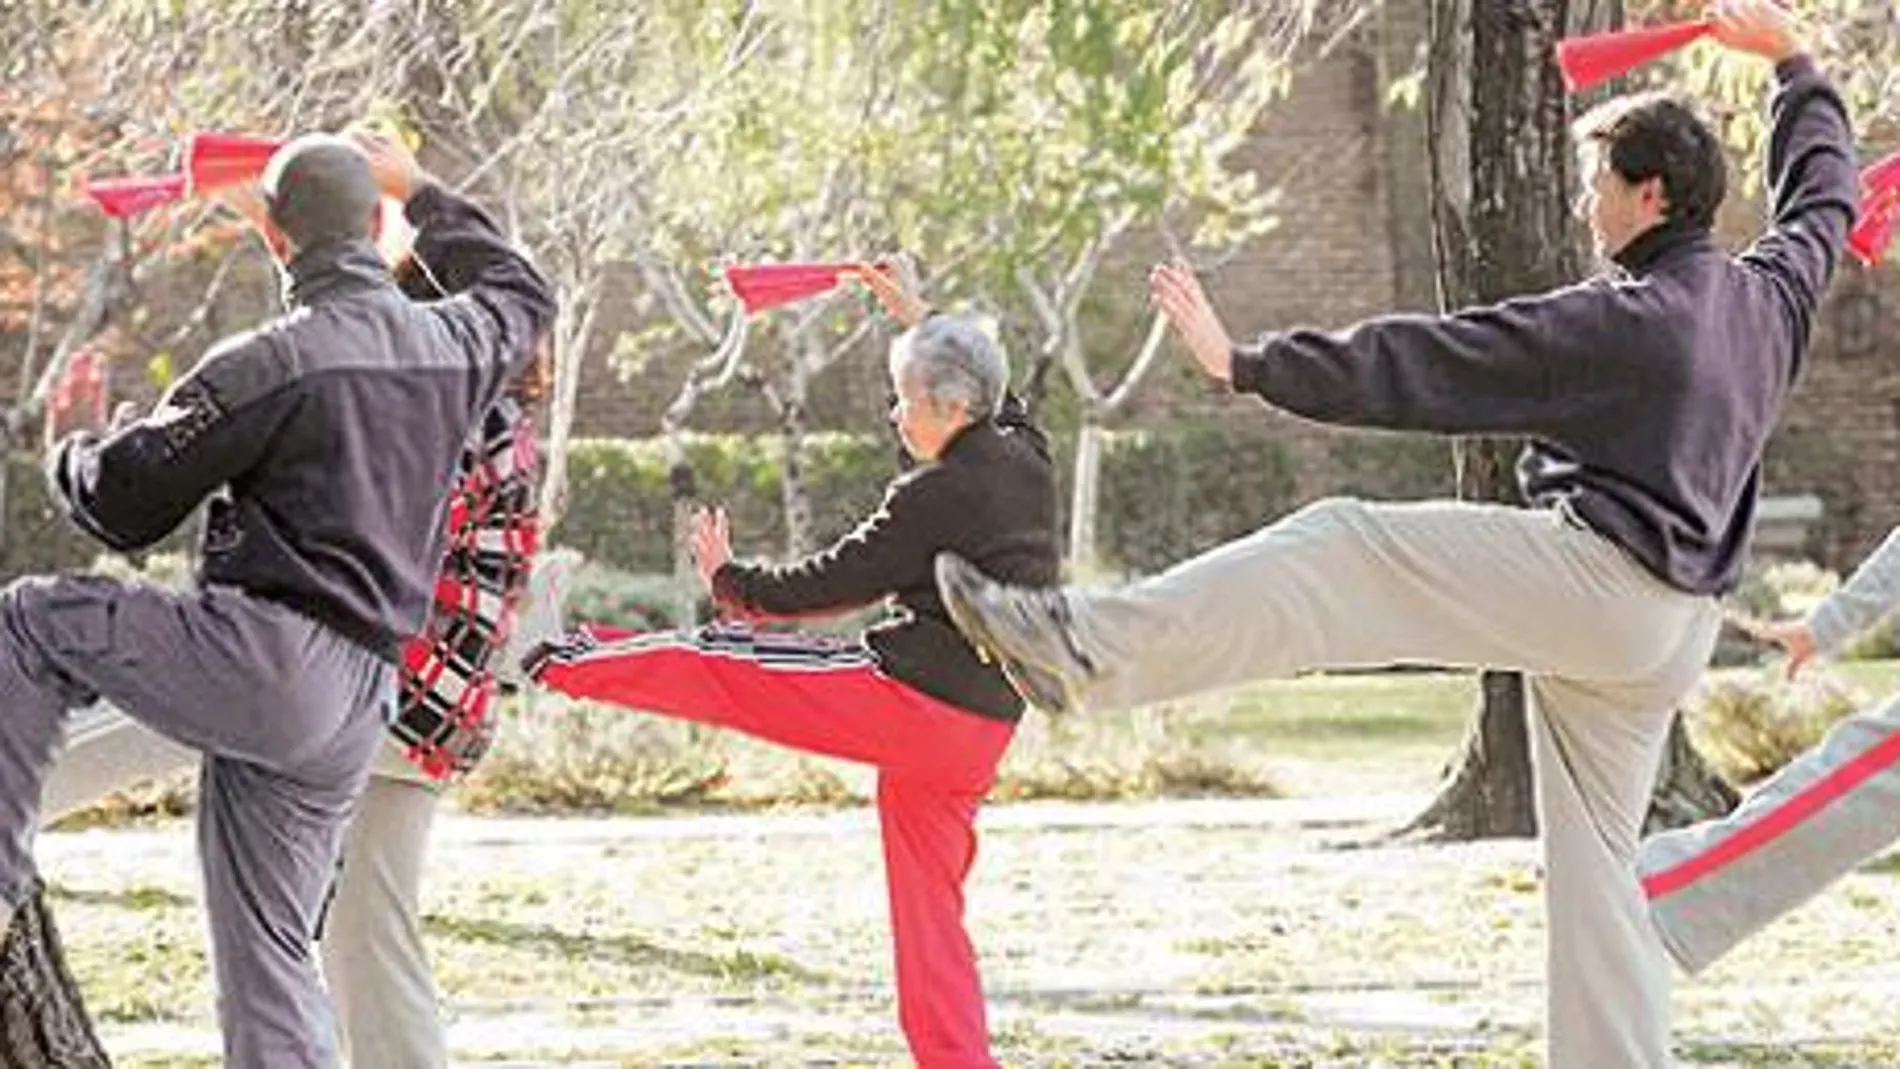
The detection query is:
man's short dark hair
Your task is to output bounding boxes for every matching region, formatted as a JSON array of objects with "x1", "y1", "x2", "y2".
[
  {"x1": 1574, "y1": 92, "x2": 1727, "y2": 230},
  {"x1": 261, "y1": 134, "x2": 380, "y2": 251}
]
